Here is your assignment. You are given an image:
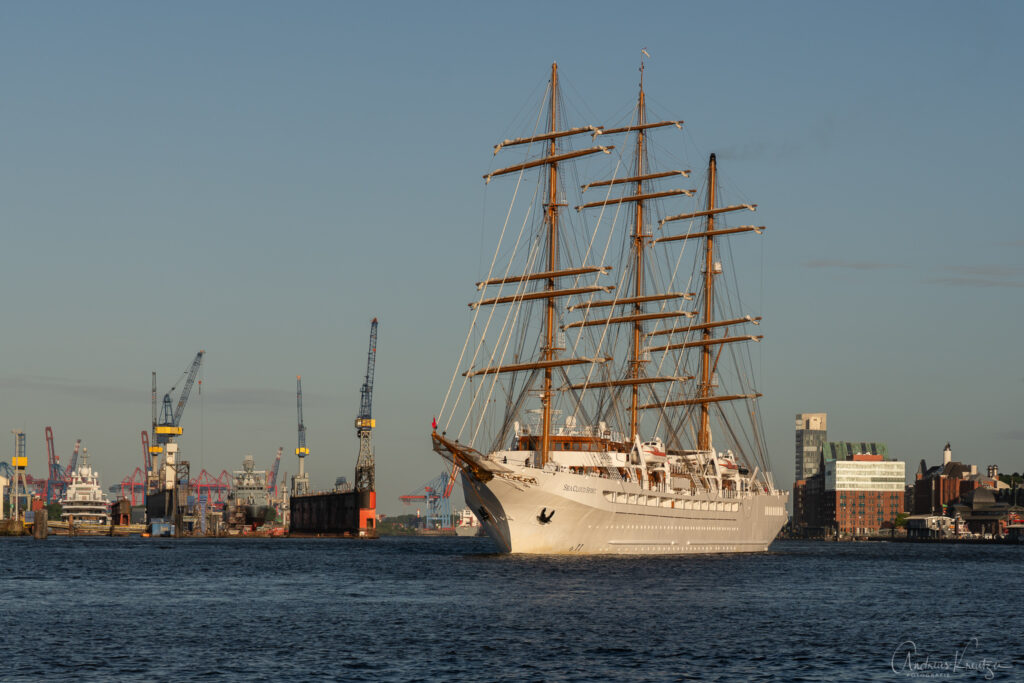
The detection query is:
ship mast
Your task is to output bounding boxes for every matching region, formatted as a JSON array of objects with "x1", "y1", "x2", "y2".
[
  {"x1": 460, "y1": 65, "x2": 637, "y2": 462},
  {"x1": 698, "y1": 154, "x2": 717, "y2": 451},
  {"x1": 541, "y1": 62, "x2": 559, "y2": 467},
  {"x1": 629, "y1": 64, "x2": 647, "y2": 440},
  {"x1": 644, "y1": 155, "x2": 763, "y2": 440}
]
